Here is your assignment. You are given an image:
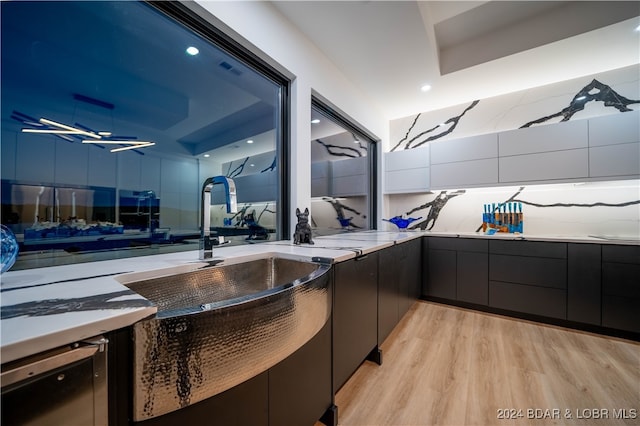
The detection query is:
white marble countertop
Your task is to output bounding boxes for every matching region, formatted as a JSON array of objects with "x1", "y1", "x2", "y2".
[
  {"x1": 420, "y1": 230, "x2": 640, "y2": 245},
  {"x1": 0, "y1": 231, "x2": 420, "y2": 363},
  {"x1": 1, "y1": 229, "x2": 635, "y2": 363}
]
